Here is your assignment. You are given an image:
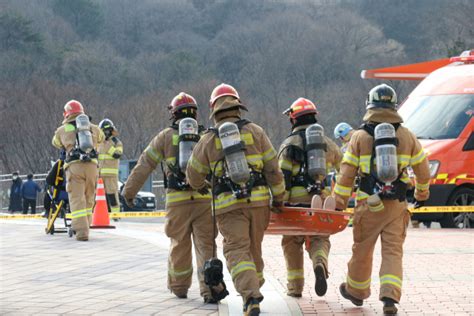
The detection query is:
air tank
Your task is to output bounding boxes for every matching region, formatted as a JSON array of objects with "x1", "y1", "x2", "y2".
[
  {"x1": 374, "y1": 123, "x2": 398, "y2": 184},
  {"x1": 178, "y1": 118, "x2": 199, "y2": 173},
  {"x1": 305, "y1": 123, "x2": 326, "y2": 179},
  {"x1": 218, "y1": 122, "x2": 250, "y2": 185},
  {"x1": 75, "y1": 114, "x2": 93, "y2": 153}
]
